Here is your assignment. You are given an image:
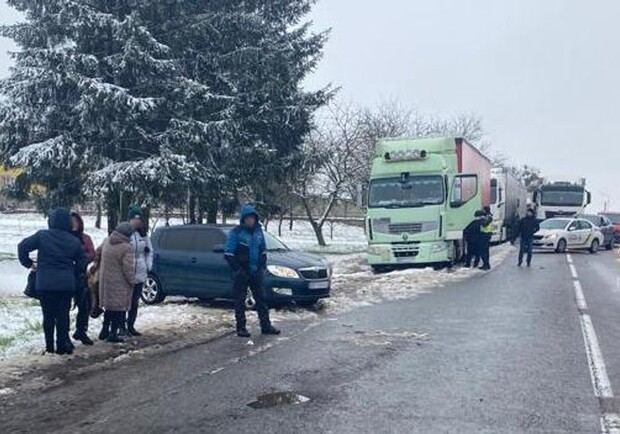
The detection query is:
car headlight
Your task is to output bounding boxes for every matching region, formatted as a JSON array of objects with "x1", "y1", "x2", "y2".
[
  {"x1": 267, "y1": 265, "x2": 300, "y2": 279},
  {"x1": 545, "y1": 233, "x2": 558, "y2": 241}
]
